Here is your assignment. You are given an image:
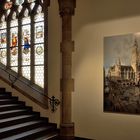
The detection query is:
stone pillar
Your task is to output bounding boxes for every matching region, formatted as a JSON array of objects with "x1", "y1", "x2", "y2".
[{"x1": 58, "y1": 0, "x2": 76, "y2": 140}]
